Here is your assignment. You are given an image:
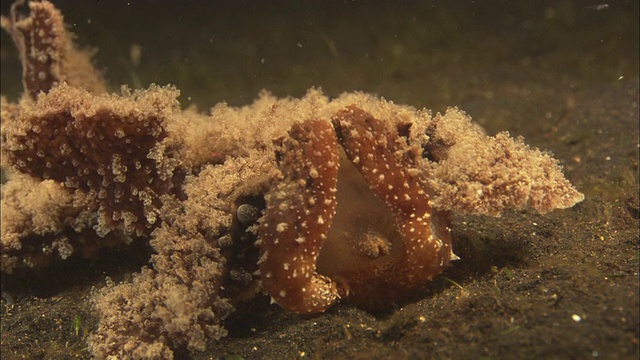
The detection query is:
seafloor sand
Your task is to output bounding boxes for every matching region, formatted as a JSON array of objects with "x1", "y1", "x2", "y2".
[{"x1": 1, "y1": 1, "x2": 638, "y2": 359}]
